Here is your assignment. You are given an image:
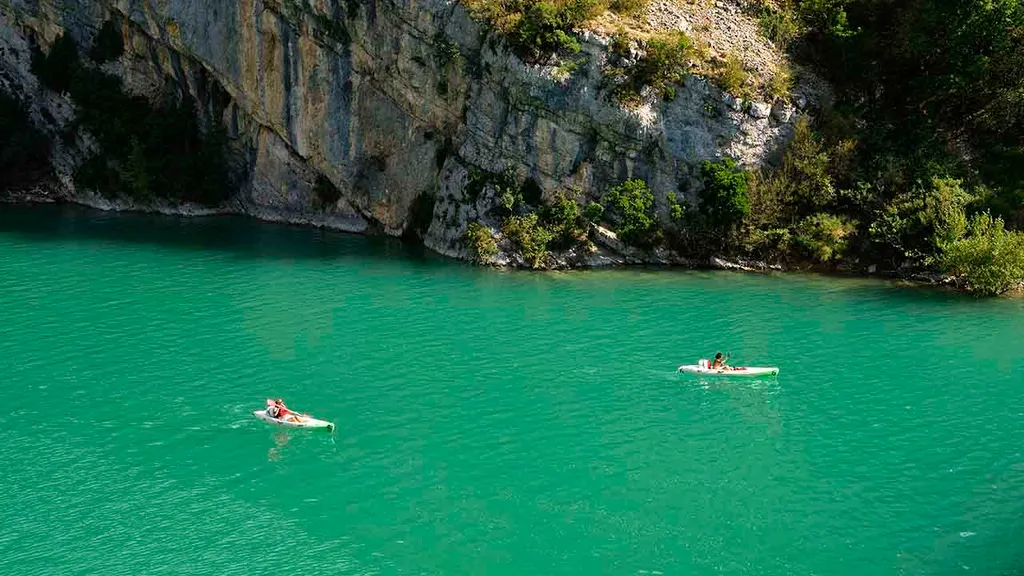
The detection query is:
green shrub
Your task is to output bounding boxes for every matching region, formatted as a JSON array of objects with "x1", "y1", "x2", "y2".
[
  {"x1": 0, "y1": 91, "x2": 52, "y2": 191},
  {"x1": 745, "y1": 169, "x2": 788, "y2": 229},
  {"x1": 466, "y1": 0, "x2": 601, "y2": 62},
  {"x1": 464, "y1": 221, "x2": 499, "y2": 262},
  {"x1": 699, "y1": 158, "x2": 751, "y2": 231},
  {"x1": 500, "y1": 189, "x2": 519, "y2": 212},
  {"x1": 90, "y1": 20, "x2": 124, "y2": 63},
  {"x1": 942, "y1": 212, "x2": 1024, "y2": 296},
  {"x1": 711, "y1": 53, "x2": 750, "y2": 98},
  {"x1": 610, "y1": 31, "x2": 693, "y2": 104},
  {"x1": 754, "y1": 1, "x2": 802, "y2": 49},
  {"x1": 869, "y1": 177, "x2": 973, "y2": 266},
  {"x1": 583, "y1": 201, "x2": 605, "y2": 223},
  {"x1": 502, "y1": 213, "x2": 554, "y2": 268},
  {"x1": 743, "y1": 227, "x2": 794, "y2": 262},
  {"x1": 799, "y1": 0, "x2": 855, "y2": 39},
  {"x1": 667, "y1": 192, "x2": 685, "y2": 222},
  {"x1": 755, "y1": 117, "x2": 841, "y2": 223},
  {"x1": 540, "y1": 193, "x2": 587, "y2": 248},
  {"x1": 794, "y1": 213, "x2": 856, "y2": 263},
  {"x1": 609, "y1": 0, "x2": 649, "y2": 16},
  {"x1": 767, "y1": 62, "x2": 793, "y2": 100},
  {"x1": 466, "y1": 166, "x2": 522, "y2": 206},
  {"x1": 605, "y1": 178, "x2": 660, "y2": 248},
  {"x1": 433, "y1": 32, "x2": 460, "y2": 68}
]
